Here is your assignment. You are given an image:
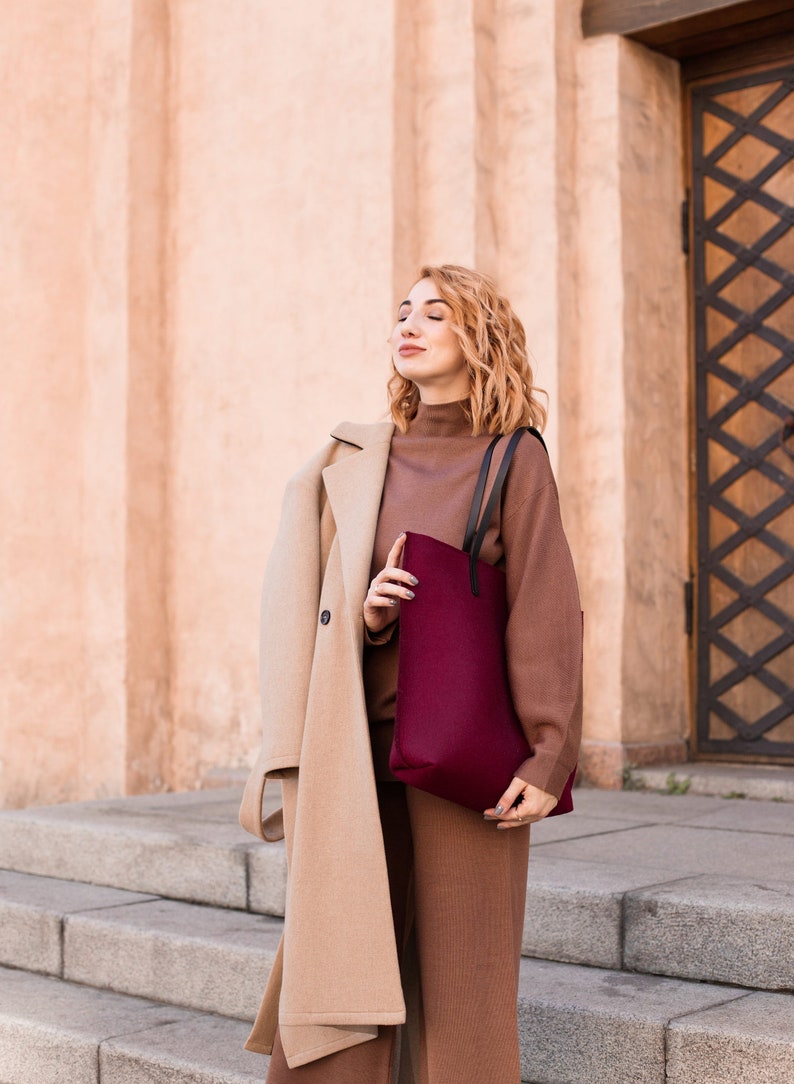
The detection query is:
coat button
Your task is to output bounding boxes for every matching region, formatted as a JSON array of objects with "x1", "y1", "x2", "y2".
[{"x1": 320, "y1": 610, "x2": 331, "y2": 625}]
